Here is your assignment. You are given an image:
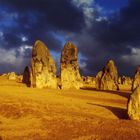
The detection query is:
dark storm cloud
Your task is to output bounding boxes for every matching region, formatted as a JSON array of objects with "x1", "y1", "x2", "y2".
[
  {"x1": 0, "y1": 0, "x2": 85, "y2": 74},
  {"x1": 71, "y1": 0, "x2": 140, "y2": 76},
  {"x1": 97, "y1": 0, "x2": 140, "y2": 48},
  {"x1": 0, "y1": 0, "x2": 84, "y2": 31},
  {"x1": 0, "y1": 0, "x2": 84, "y2": 50}
]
